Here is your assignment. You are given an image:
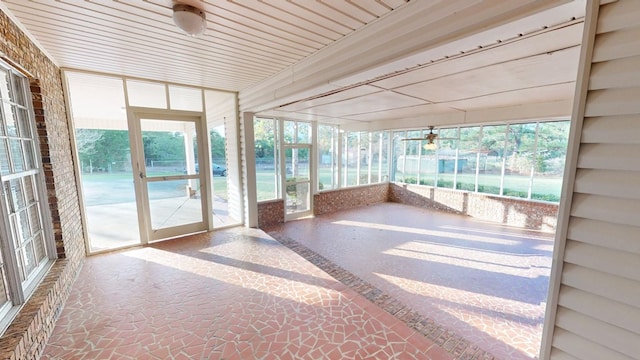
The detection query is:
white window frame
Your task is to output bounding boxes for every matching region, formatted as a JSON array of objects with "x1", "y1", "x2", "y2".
[{"x1": 0, "y1": 59, "x2": 56, "y2": 334}]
